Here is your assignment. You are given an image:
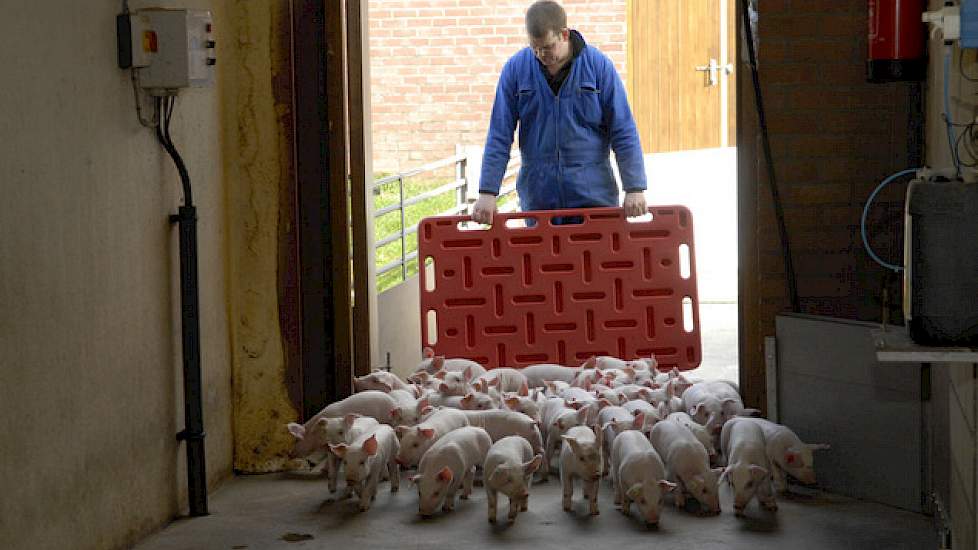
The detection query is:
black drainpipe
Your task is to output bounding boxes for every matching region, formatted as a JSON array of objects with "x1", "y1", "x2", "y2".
[{"x1": 157, "y1": 96, "x2": 208, "y2": 517}]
